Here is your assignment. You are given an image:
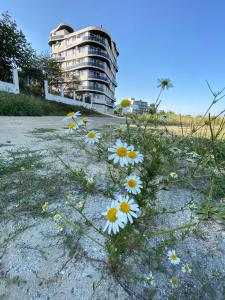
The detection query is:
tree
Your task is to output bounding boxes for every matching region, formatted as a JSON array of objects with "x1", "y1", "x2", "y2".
[
  {"x1": 0, "y1": 11, "x2": 34, "y2": 81},
  {"x1": 64, "y1": 71, "x2": 80, "y2": 99}
]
